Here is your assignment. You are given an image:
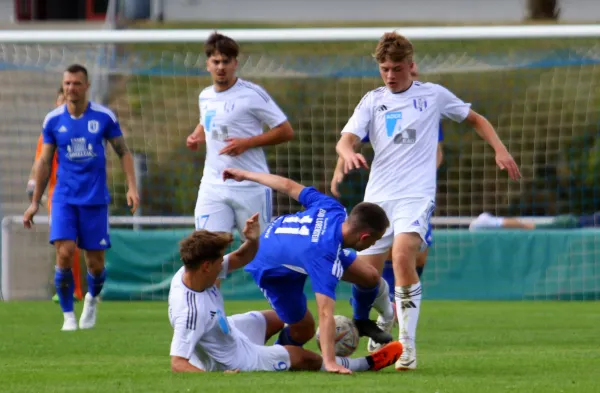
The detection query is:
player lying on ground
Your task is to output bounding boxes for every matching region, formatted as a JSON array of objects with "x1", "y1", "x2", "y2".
[
  {"x1": 23, "y1": 64, "x2": 140, "y2": 332},
  {"x1": 223, "y1": 168, "x2": 395, "y2": 374},
  {"x1": 169, "y1": 213, "x2": 403, "y2": 374},
  {"x1": 27, "y1": 86, "x2": 84, "y2": 303},
  {"x1": 335, "y1": 32, "x2": 521, "y2": 370},
  {"x1": 469, "y1": 212, "x2": 600, "y2": 231},
  {"x1": 187, "y1": 32, "x2": 293, "y2": 235},
  {"x1": 330, "y1": 62, "x2": 445, "y2": 353}
]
